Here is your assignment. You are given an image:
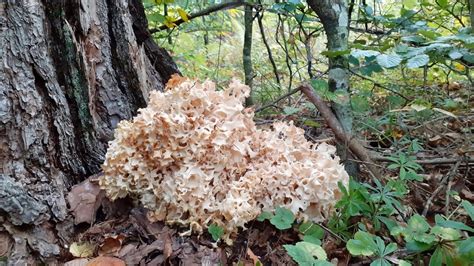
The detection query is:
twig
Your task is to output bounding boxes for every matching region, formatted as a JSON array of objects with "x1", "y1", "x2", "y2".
[
  {"x1": 422, "y1": 160, "x2": 462, "y2": 216},
  {"x1": 350, "y1": 70, "x2": 409, "y2": 102},
  {"x1": 256, "y1": 8, "x2": 281, "y2": 86},
  {"x1": 254, "y1": 87, "x2": 301, "y2": 112},
  {"x1": 300, "y1": 84, "x2": 383, "y2": 180},
  {"x1": 150, "y1": 1, "x2": 247, "y2": 33},
  {"x1": 372, "y1": 156, "x2": 474, "y2": 165}
]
